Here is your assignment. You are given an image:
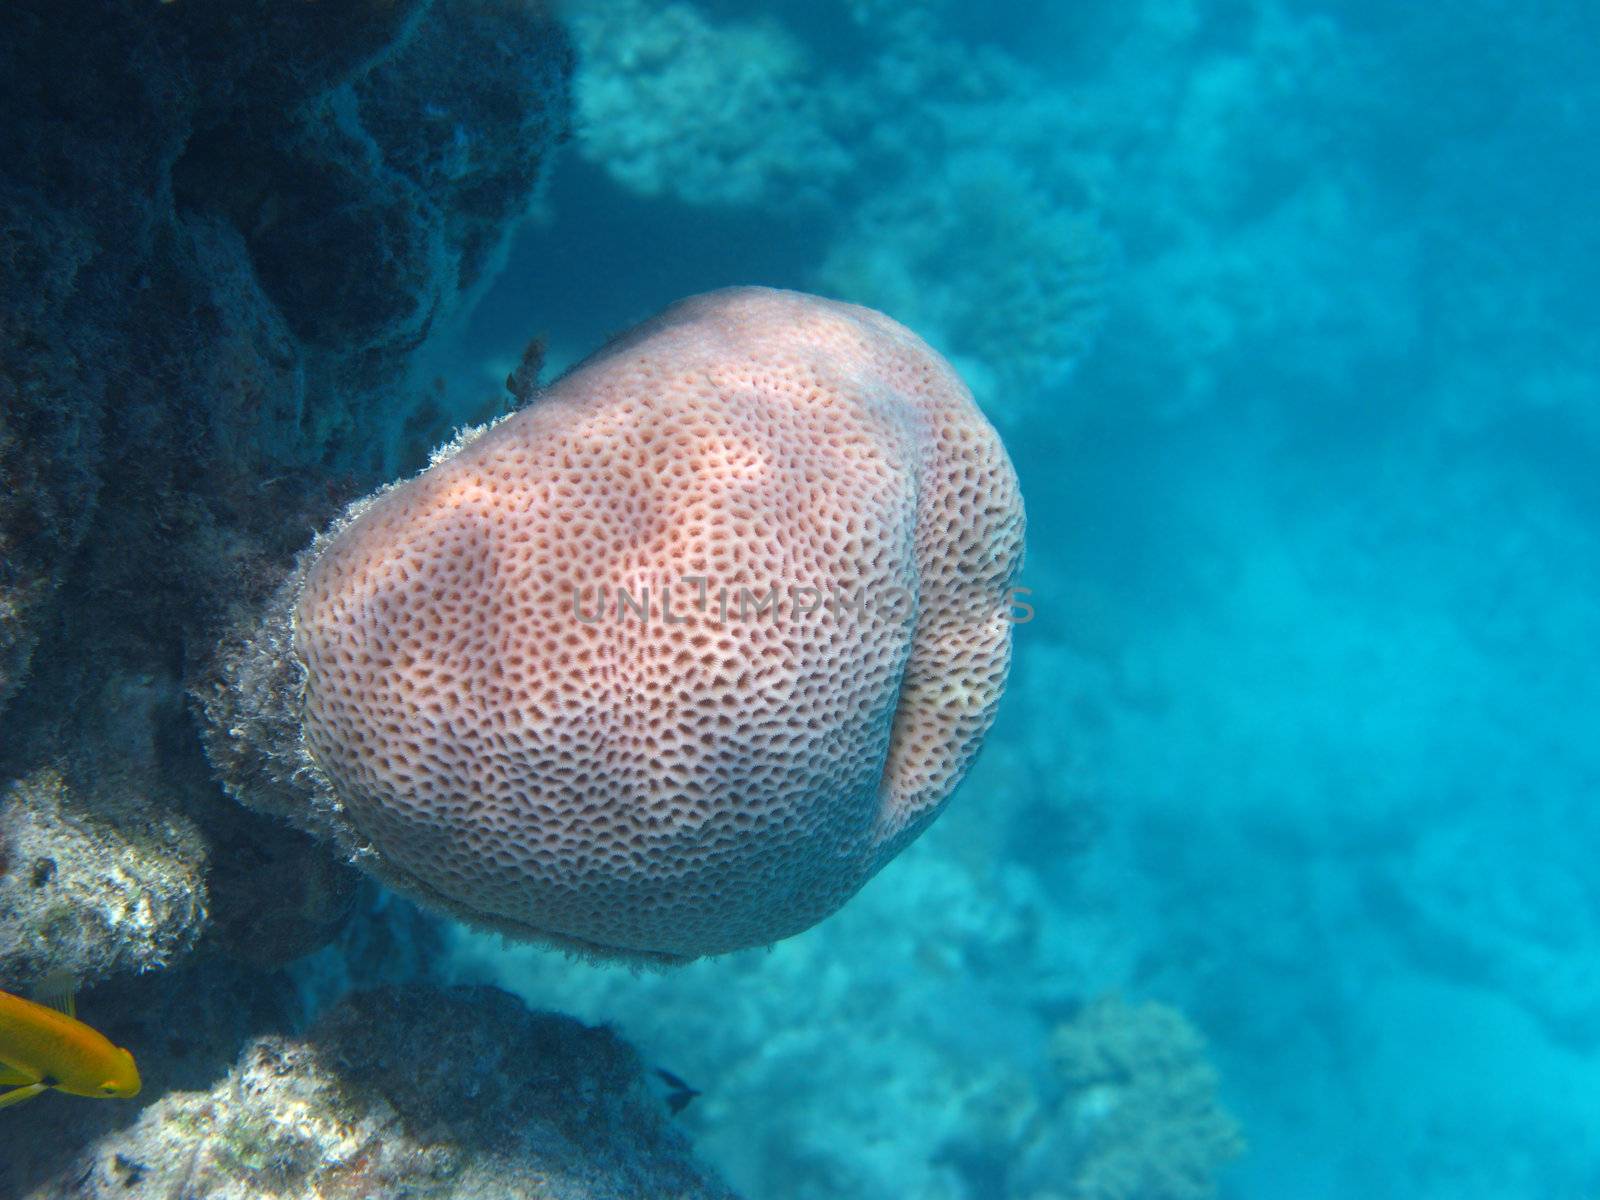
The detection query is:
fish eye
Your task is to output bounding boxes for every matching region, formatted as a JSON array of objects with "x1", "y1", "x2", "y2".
[{"x1": 101, "y1": 1085, "x2": 117, "y2": 1094}]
